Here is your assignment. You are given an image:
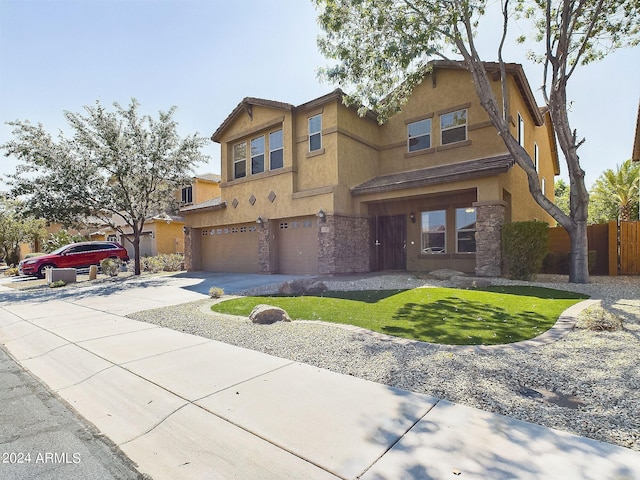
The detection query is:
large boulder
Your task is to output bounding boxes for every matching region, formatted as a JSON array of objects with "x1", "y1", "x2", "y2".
[
  {"x1": 450, "y1": 275, "x2": 493, "y2": 289},
  {"x1": 279, "y1": 279, "x2": 328, "y2": 295},
  {"x1": 249, "y1": 304, "x2": 292, "y2": 325}
]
